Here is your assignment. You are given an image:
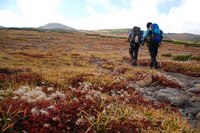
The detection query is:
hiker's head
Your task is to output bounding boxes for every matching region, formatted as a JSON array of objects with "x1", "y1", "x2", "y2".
[
  {"x1": 146, "y1": 22, "x2": 152, "y2": 28},
  {"x1": 132, "y1": 27, "x2": 135, "y2": 31}
]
